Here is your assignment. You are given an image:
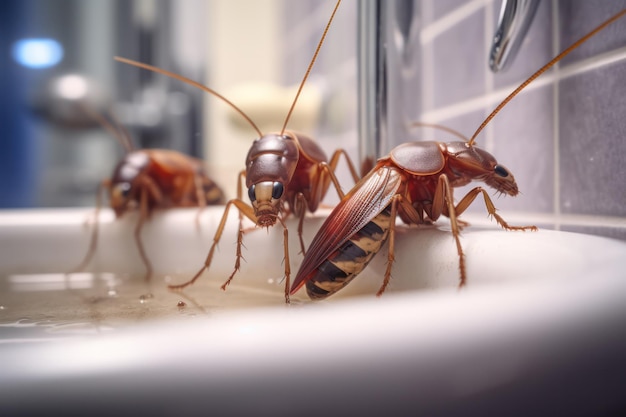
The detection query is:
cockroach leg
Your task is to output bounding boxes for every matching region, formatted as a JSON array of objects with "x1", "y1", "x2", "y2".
[
  {"x1": 135, "y1": 189, "x2": 153, "y2": 282},
  {"x1": 220, "y1": 224, "x2": 246, "y2": 291},
  {"x1": 235, "y1": 170, "x2": 247, "y2": 242},
  {"x1": 327, "y1": 149, "x2": 361, "y2": 184},
  {"x1": 169, "y1": 199, "x2": 257, "y2": 290},
  {"x1": 312, "y1": 150, "x2": 360, "y2": 203},
  {"x1": 456, "y1": 218, "x2": 471, "y2": 229},
  {"x1": 438, "y1": 175, "x2": 467, "y2": 287},
  {"x1": 316, "y1": 161, "x2": 347, "y2": 199},
  {"x1": 193, "y1": 174, "x2": 208, "y2": 229},
  {"x1": 294, "y1": 193, "x2": 308, "y2": 254},
  {"x1": 278, "y1": 217, "x2": 291, "y2": 304},
  {"x1": 455, "y1": 187, "x2": 538, "y2": 232},
  {"x1": 377, "y1": 195, "x2": 424, "y2": 296},
  {"x1": 69, "y1": 180, "x2": 109, "y2": 274},
  {"x1": 218, "y1": 171, "x2": 252, "y2": 286},
  {"x1": 221, "y1": 214, "x2": 291, "y2": 304},
  {"x1": 423, "y1": 173, "x2": 471, "y2": 286},
  {"x1": 130, "y1": 176, "x2": 162, "y2": 281},
  {"x1": 377, "y1": 198, "x2": 399, "y2": 296}
]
